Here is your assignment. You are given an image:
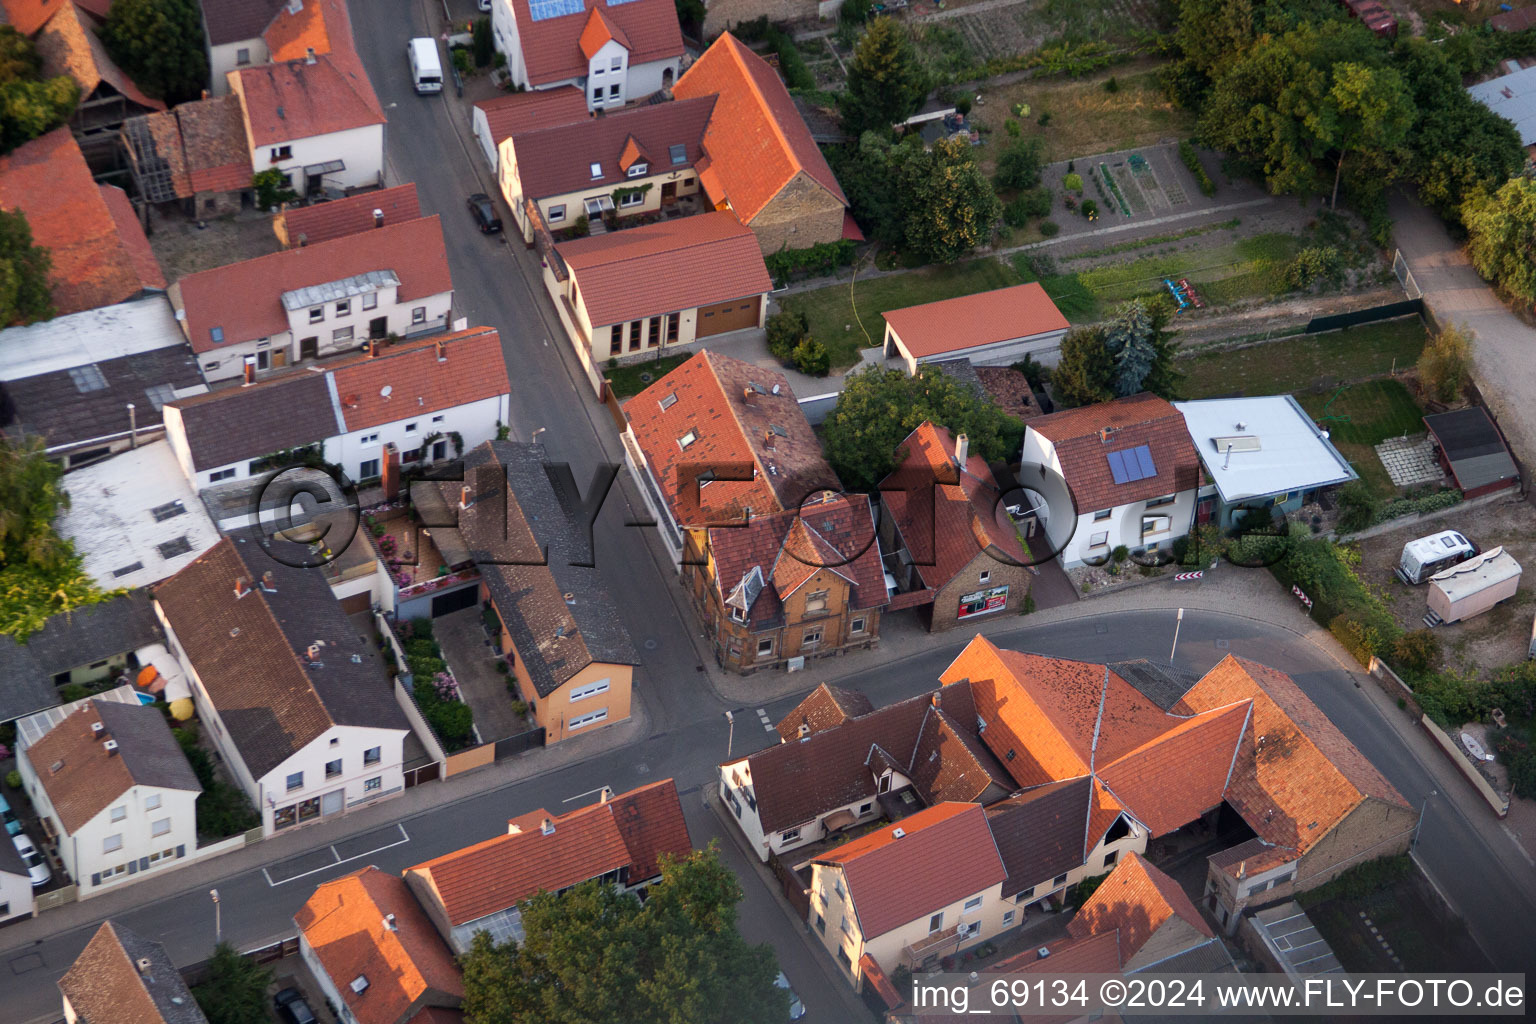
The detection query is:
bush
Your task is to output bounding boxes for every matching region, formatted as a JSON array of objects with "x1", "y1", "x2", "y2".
[
  {"x1": 994, "y1": 137, "x2": 1045, "y2": 191},
  {"x1": 511, "y1": 699, "x2": 529, "y2": 717},
  {"x1": 1330, "y1": 613, "x2": 1392, "y2": 667},
  {"x1": 954, "y1": 93, "x2": 973, "y2": 116},
  {"x1": 425, "y1": 700, "x2": 474, "y2": 746},
  {"x1": 1080, "y1": 198, "x2": 1098, "y2": 219},
  {"x1": 1067, "y1": 872, "x2": 1108, "y2": 907},
  {"x1": 1005, "y1": 119, "x2": 1020, "y2": 137},
  {"x1": 1296, "y1": 855, "x2": 1410, "y2": 908},
  {"x1": 59, "y1": 683, "x2": 91, "y2": 702},
  {"x1": 1103, "y1": 76, "x2": 1119, "y2": 93},
  {"x1": 1002, "y1": 195, "x2": 1031, "y2": 228},
  {"x1": 1417, "y1": 325, "x2": 1472, "y2": 403},
  {"x1": 472, "y1": 16, "x2": 492, "y2": 66},
  {"x1": 791, "y1": 338, "x2": 832, "y2": 376},
  {"x1": 1391, "y1": 629, "x2": 1440, "y2": 677},
  {"x1": 766, "y1": 309, "x2": 809, "y2": 362},
  {"x1": 1063, "y1": 172, "x2": 1083, "y2": 192},
  {"x1": 572, "y1": 213, "x2": 589, "y2": 237},
  {"x1": 1373, "y1": 490, "x2": 1461, "y2": 526},
  {"x1": 1285, "y1": 245, "x2": 1343, "y2": 289},
  {"x1": 840, "y1": 0, "x2": 871, "y2": 23},
  {"x1": 1111, "y1": 544, "x2": 1129, "y2": 563},
  {"x1": 1336, "y1": 480, "x2": 1379, "y2": 533},
  {"x1": 764, "y1": 239, "x2": 856, "y2": 285},
  {"x1": 197, "y1": 781, "x2": 260, "y2": 837},
  {"x1": 251, "y1": 168, "x2": 298, "y2": 210},
  {"x1": 1038, "y1": 219, "x2": 1060, "y2": 237},
  {"x1": 3, "y1": 769, "x2": 19, "y2": 790},
  {"x1": 495, "y1": 660, "x2": 509, "y2": 674},
  {"x1": 1037, "y1": 111, "x2": 1052, "y2": 126},
  {"x1": 1178, "y1": 140, "x2": 1216, "y2": 197},
  {"x1": 451, "y1": 47, "x2": 473, "y2": 77}
]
